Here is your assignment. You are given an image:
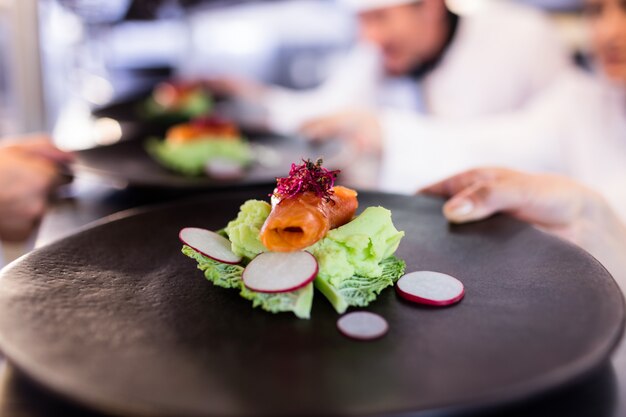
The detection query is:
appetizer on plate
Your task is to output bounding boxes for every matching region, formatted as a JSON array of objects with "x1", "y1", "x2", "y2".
[
  {"x1": 180, "y1": 159, "x2": 406, "y2": 318},
  {"x1": 142, "y1": 80, "x2": 213, "y2": 120},
  {"x1": 145, "y1": 117, "x2": 253, "y2": 177}
]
